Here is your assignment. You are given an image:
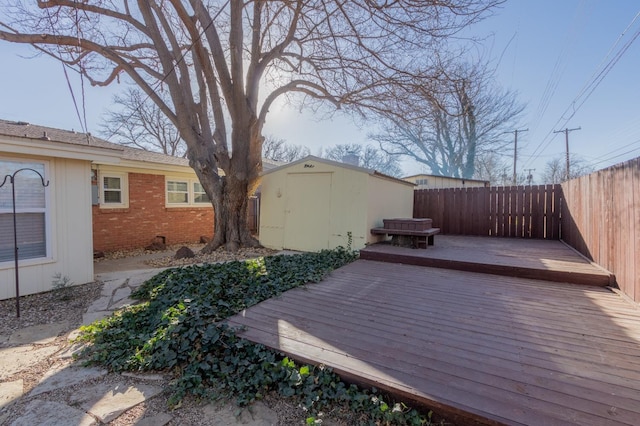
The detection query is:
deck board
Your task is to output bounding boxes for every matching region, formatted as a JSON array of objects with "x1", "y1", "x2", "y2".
[
  {"x1": 359, "y1": 235, "x2": 614, "y2": 286},
  {"x1": 229, "y1": 257, "x2": 640, "y2": 425}
]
